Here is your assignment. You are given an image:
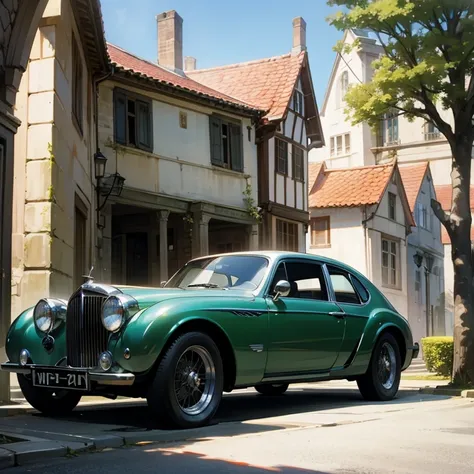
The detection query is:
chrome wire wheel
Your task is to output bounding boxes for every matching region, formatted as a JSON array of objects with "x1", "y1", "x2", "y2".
[
  {"x1": 377, "y1": 341, "x2": 397, "y2": 390},
  {"x1": 173, "y1": 345, "x2": 216, "y2": 416}
]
